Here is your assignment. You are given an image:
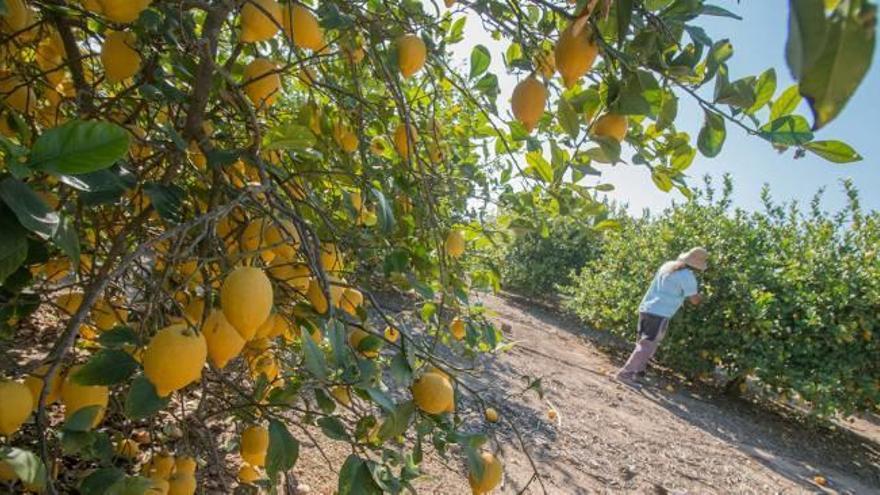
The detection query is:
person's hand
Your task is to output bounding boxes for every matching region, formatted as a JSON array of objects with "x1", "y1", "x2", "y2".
[{"x1": 689, "y1": 293, "x2": 703, "y2": 305}]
